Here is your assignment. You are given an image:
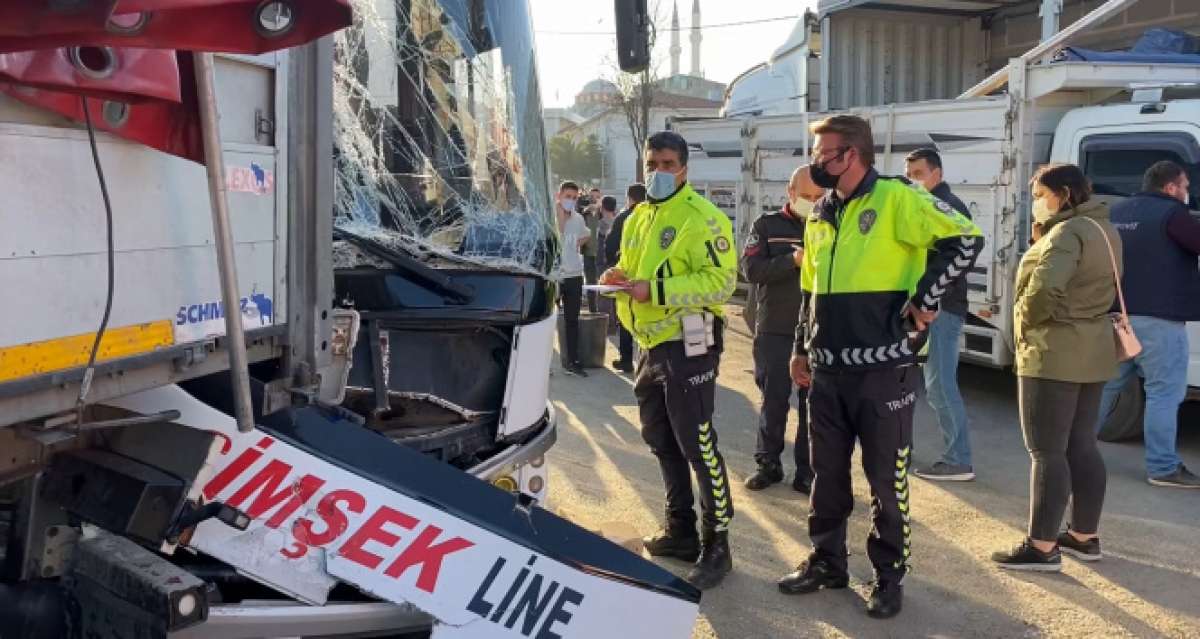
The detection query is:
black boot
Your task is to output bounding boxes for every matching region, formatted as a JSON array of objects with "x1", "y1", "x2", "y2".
[
  {"x1": 866, "y1": 579, "x2": 903, "y2": 619},
  {"x1": 642, "y1": 525, "x2": 700, "y2": 562},
  {"x1": 686, "y1": 530, "x2": 732, "y2": 590},
  {"x1": 792, "y1": 472, "x2": 813, "y2": 495},
  {"x1": 778, "y1": 555, "x2": 849, "y2": 594},
  {"x1": 744, "y1": 462, "x2": 784, "y2": 490}
]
